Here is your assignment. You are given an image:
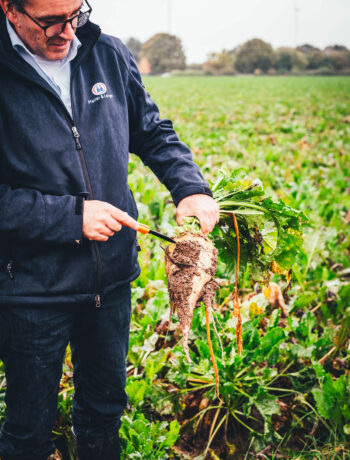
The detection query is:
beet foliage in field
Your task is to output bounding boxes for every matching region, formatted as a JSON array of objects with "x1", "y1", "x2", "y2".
[
  {"x1": 125, "y1": 76, "x2": 350, "y2": 458},
  {"x1": 211, "y1": 168, "x2": 307, "y2": 280}
]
